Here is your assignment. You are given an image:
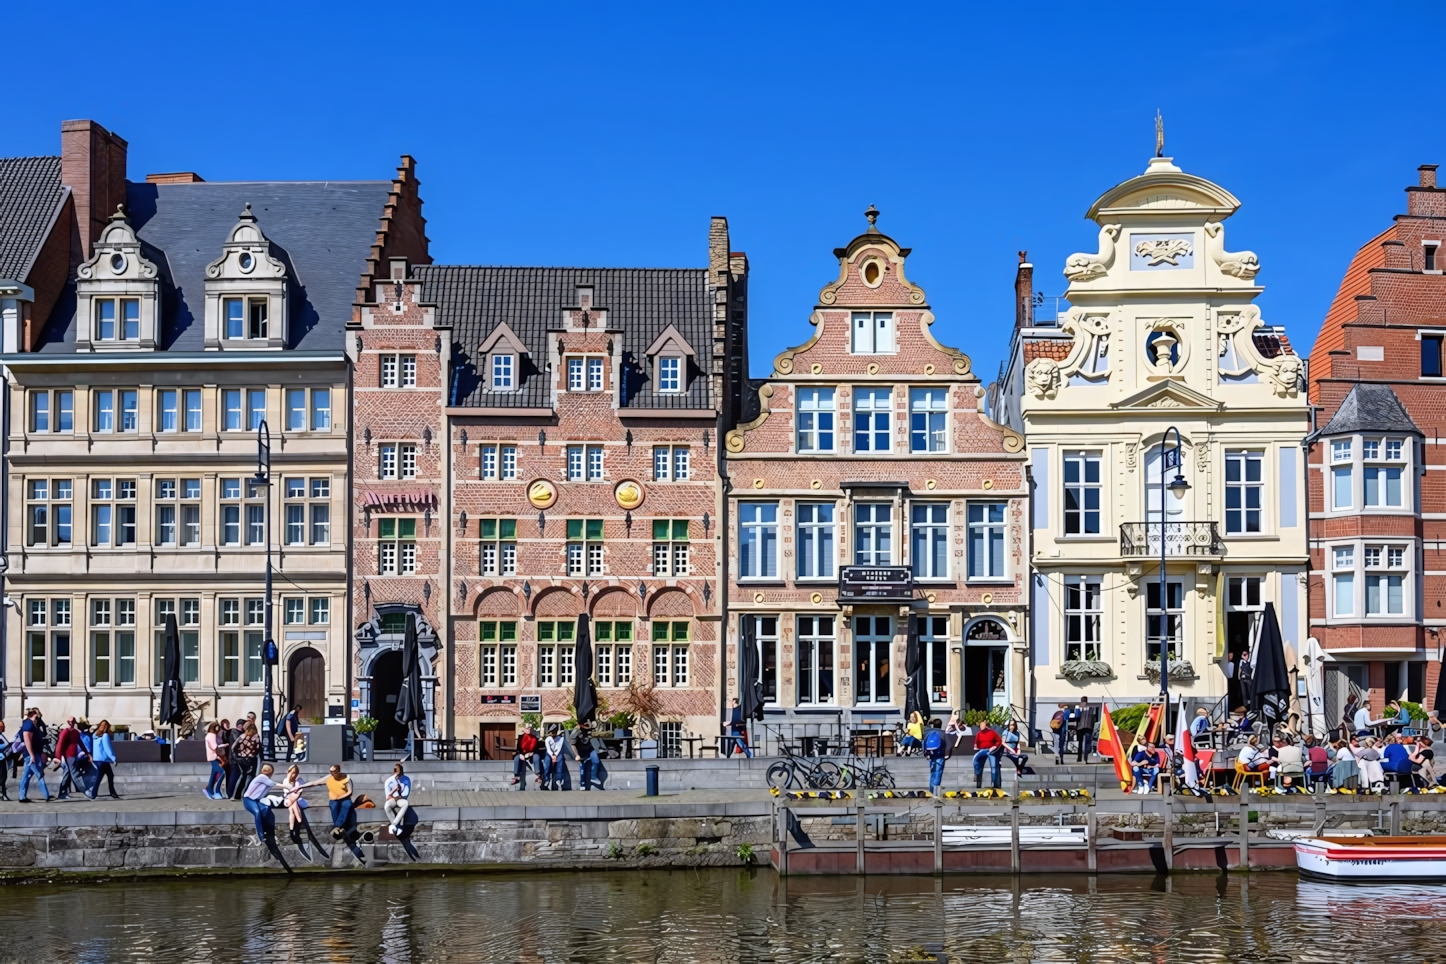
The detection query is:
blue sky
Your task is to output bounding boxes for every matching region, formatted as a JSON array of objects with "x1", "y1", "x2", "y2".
[{"x1": 7, "y1": 4, "x2": 1444, "y2": 380}]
